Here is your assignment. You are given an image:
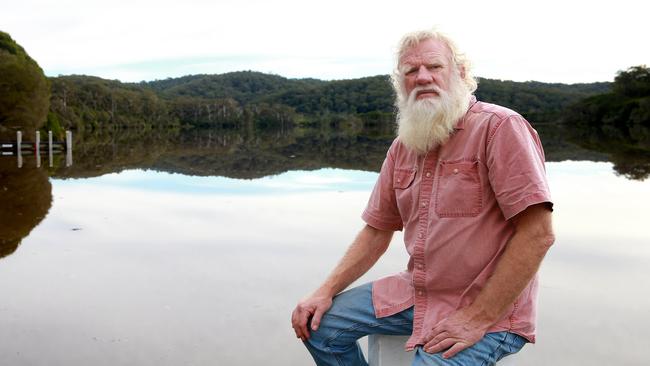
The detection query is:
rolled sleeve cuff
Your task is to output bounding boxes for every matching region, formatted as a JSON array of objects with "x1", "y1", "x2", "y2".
[
  {"x1": 501, "y1": 192, "x2": 554, "y2": 221},
  {"x1": 362, "y1": 210, "x2": 403, "y2": 231}
]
